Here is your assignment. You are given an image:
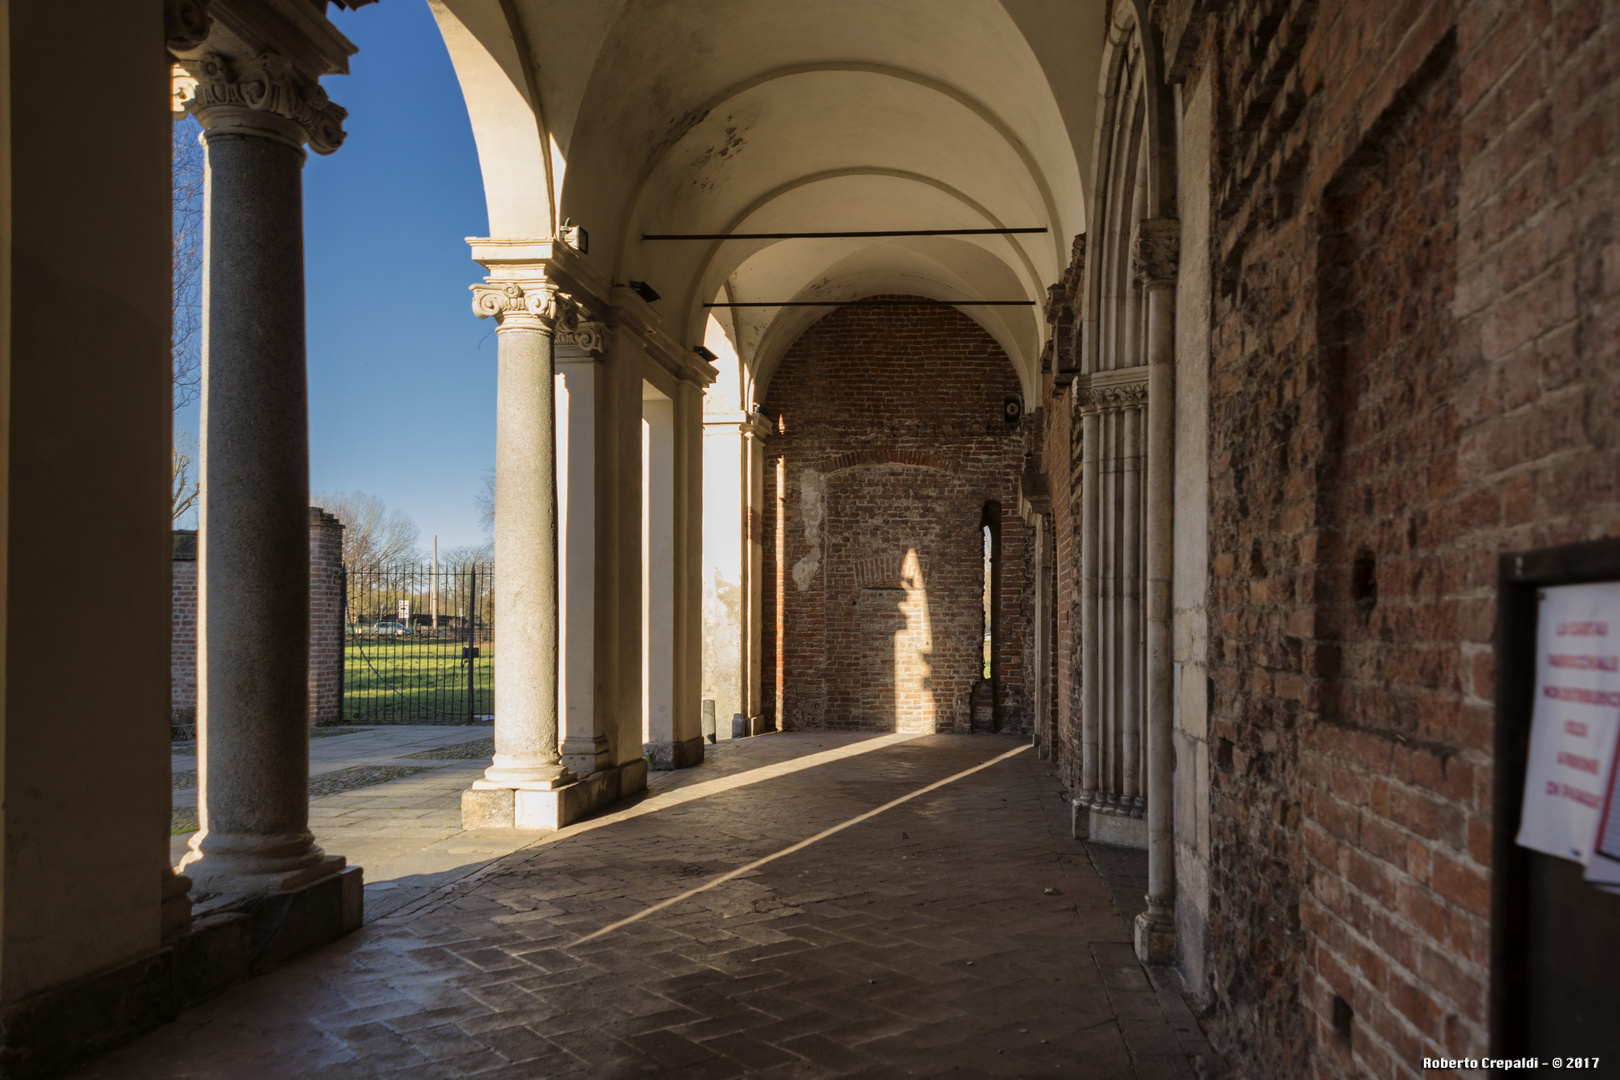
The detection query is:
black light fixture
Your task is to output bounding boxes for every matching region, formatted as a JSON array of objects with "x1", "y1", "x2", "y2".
[
  {"x1": 1003, "y1": 395, "x2": 1023, "y2": 423},
  {"x1": 628, "y1": 280, "x2": 660, "y2": 303},
  {"x1": 692, "y1": 344, "x2": 718, "y2": 362}
]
